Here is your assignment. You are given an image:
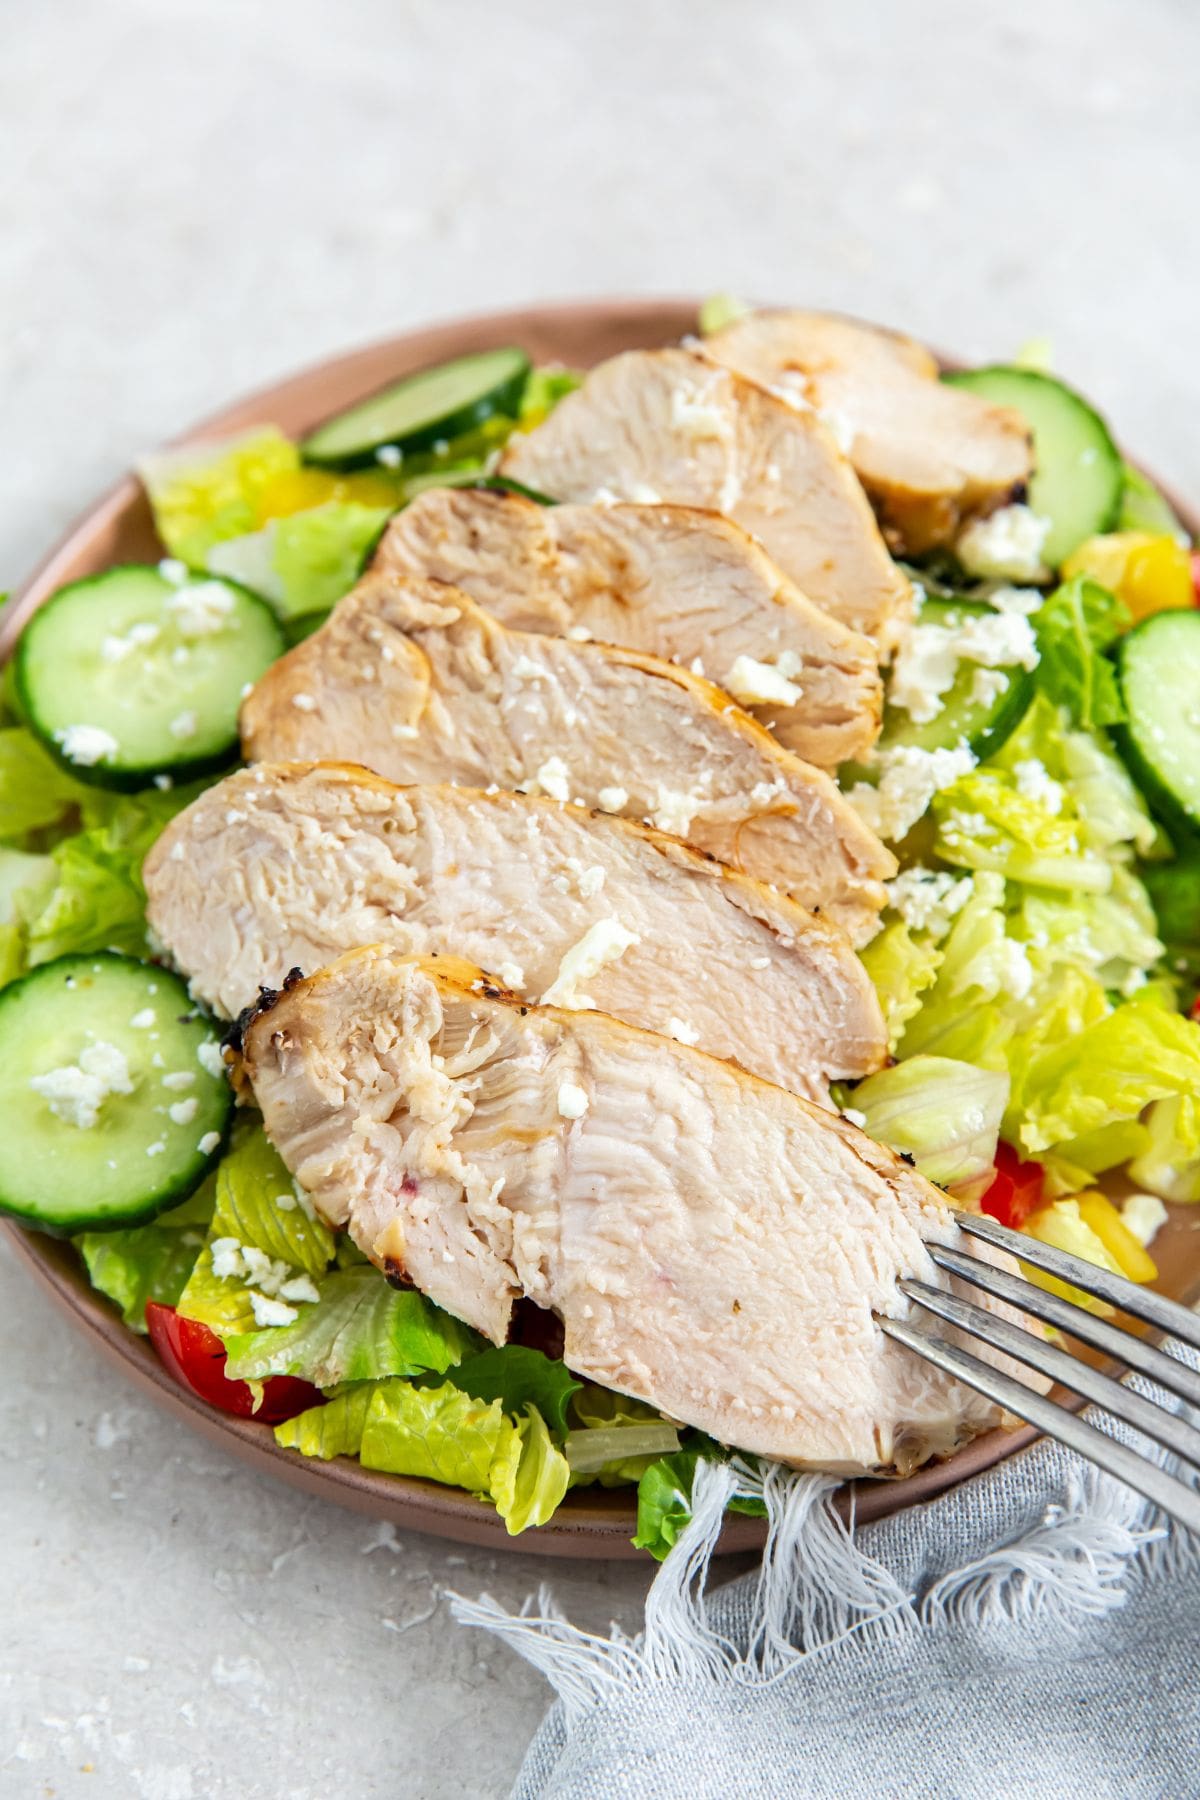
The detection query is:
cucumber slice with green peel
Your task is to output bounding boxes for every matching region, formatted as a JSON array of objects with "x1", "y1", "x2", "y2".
[
  {"x1": 879, "y1": 596, "x2": 1034, "y2": 760},
  {"x1": 944, "y1": 366, "x2": 1122, "y2": 568},
  {"x1": 301, "y1": 348, "x2": 531, "y2": 470},
  {"x1": 1142, "y1": 851, "x2": 1200, "y2": 944},
  {"x1": 16, "y1": 565, "x2": 285, "y2": 790},
  {"x1": 0, "y1": 954, "x2": 232, "y2": 1234},
  {"x1": 1114, "y1": 609, "x2": 1200, "y2": 830},
  {"x1": 283, "y1": 609, "x2": 330, "y2": 646}
]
